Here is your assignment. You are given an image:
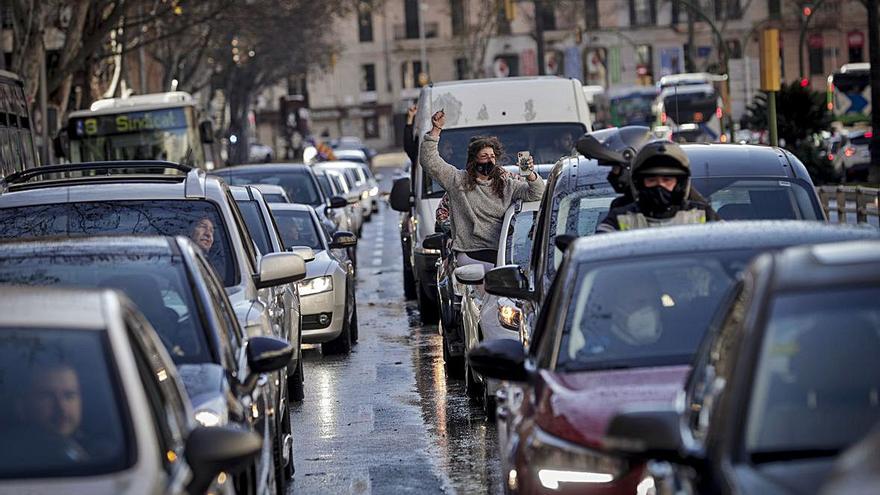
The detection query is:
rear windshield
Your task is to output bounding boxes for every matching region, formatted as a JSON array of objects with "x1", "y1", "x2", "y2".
[
  {"x1": 219, "y1": 169, "x2": 323, "y2": 207},
  {"x1": 0, "y1": 255, "x2": 212, "y2": 365},
  {"x1": 272, "y1": 209, "x2": 324, "y2": 251},
  {"x1": 0, "y1": 328, "x2": 133, "y2": 478},
  {"x1": 691, "y1": 177, "x2": 822, "y2": 221},
  {"x1": 423, "y1": 122, "x2": 586, "y2": 197},
  {"x1": 0, "y1": 200, "x2": 238, "y2": 286}
]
